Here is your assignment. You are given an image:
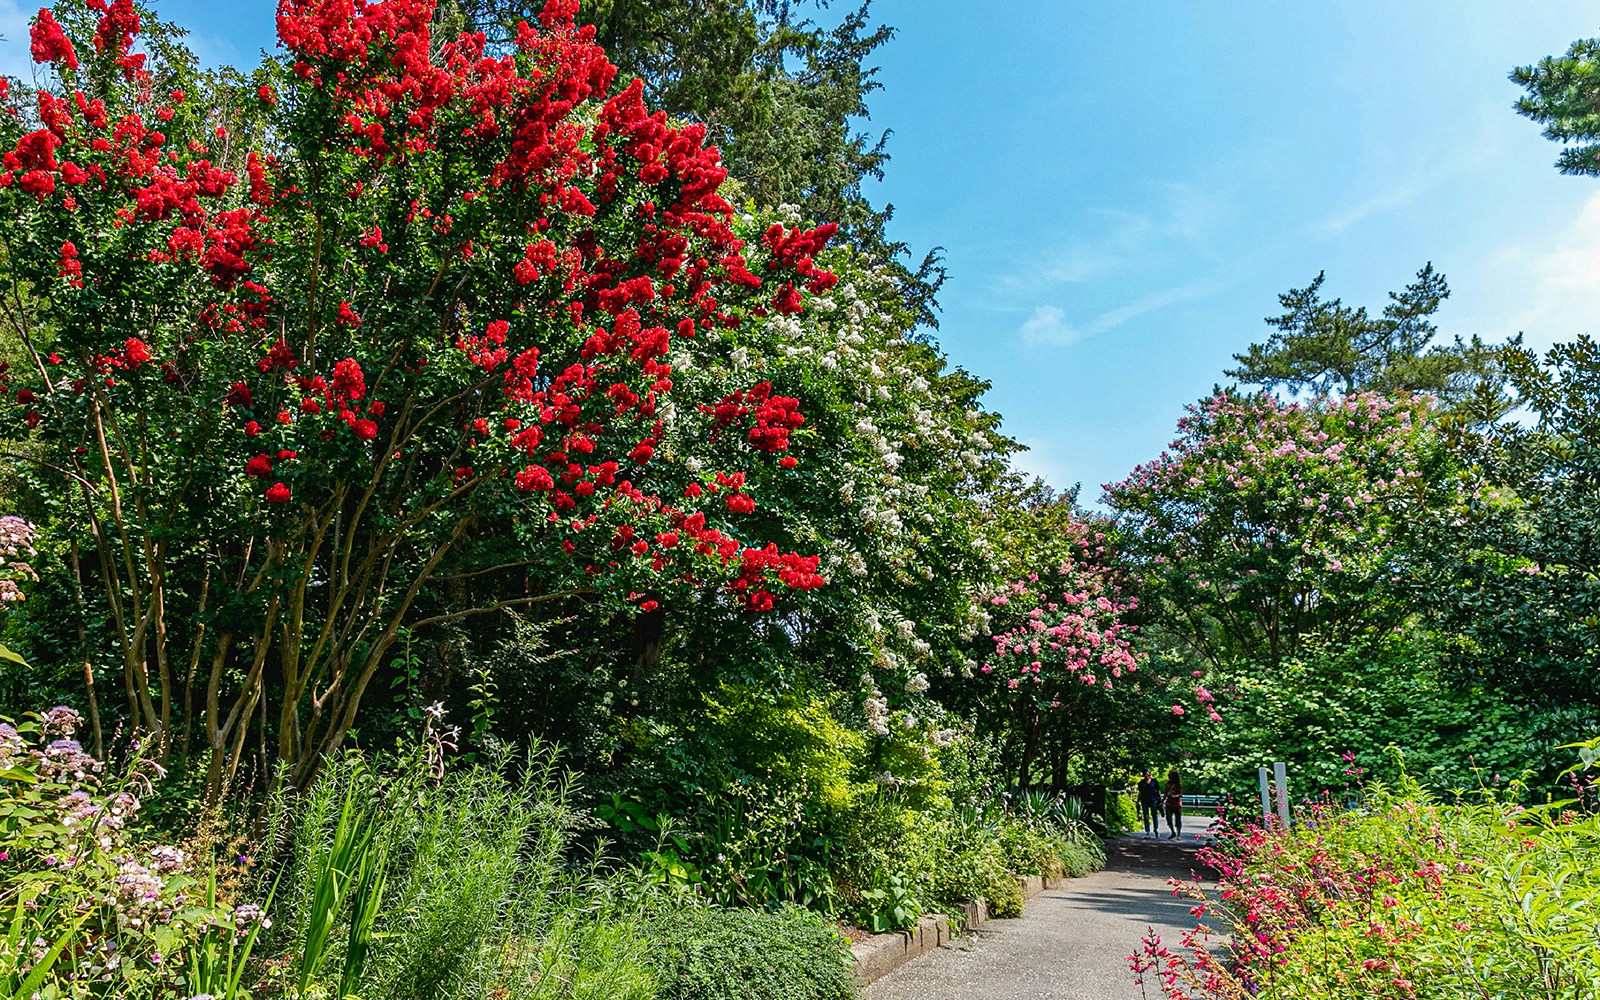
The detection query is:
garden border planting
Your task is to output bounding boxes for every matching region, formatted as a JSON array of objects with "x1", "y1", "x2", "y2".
[{"x1": 851, "y1": 875, "x2": 1069, "y2": 984}]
